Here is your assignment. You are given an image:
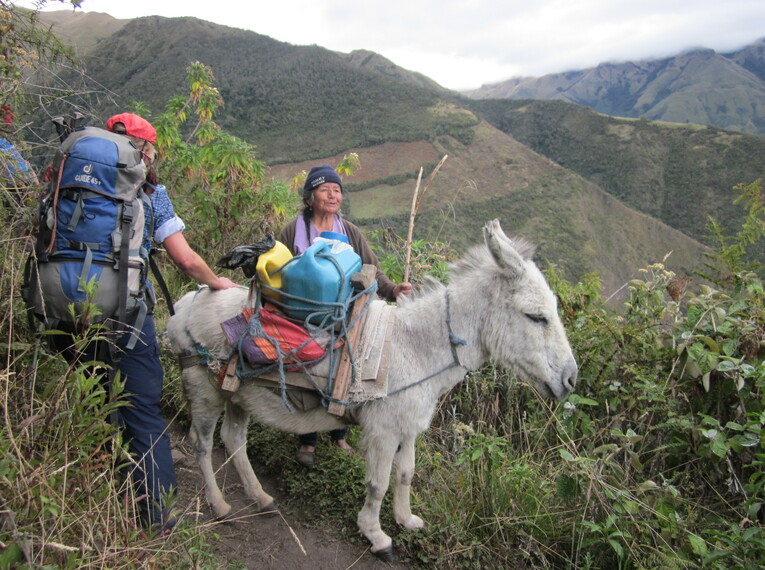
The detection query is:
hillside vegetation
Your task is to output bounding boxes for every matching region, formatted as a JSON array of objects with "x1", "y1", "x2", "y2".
[
  {"x1": 465, "y1": 98, "x2": 765, "y2": 259},
  {"x1": 270, "y1": 121, "x2": 709, "y2": 293},
  {"x1": 38, "y1": 14, "x2": 478, "y2": 164}
]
